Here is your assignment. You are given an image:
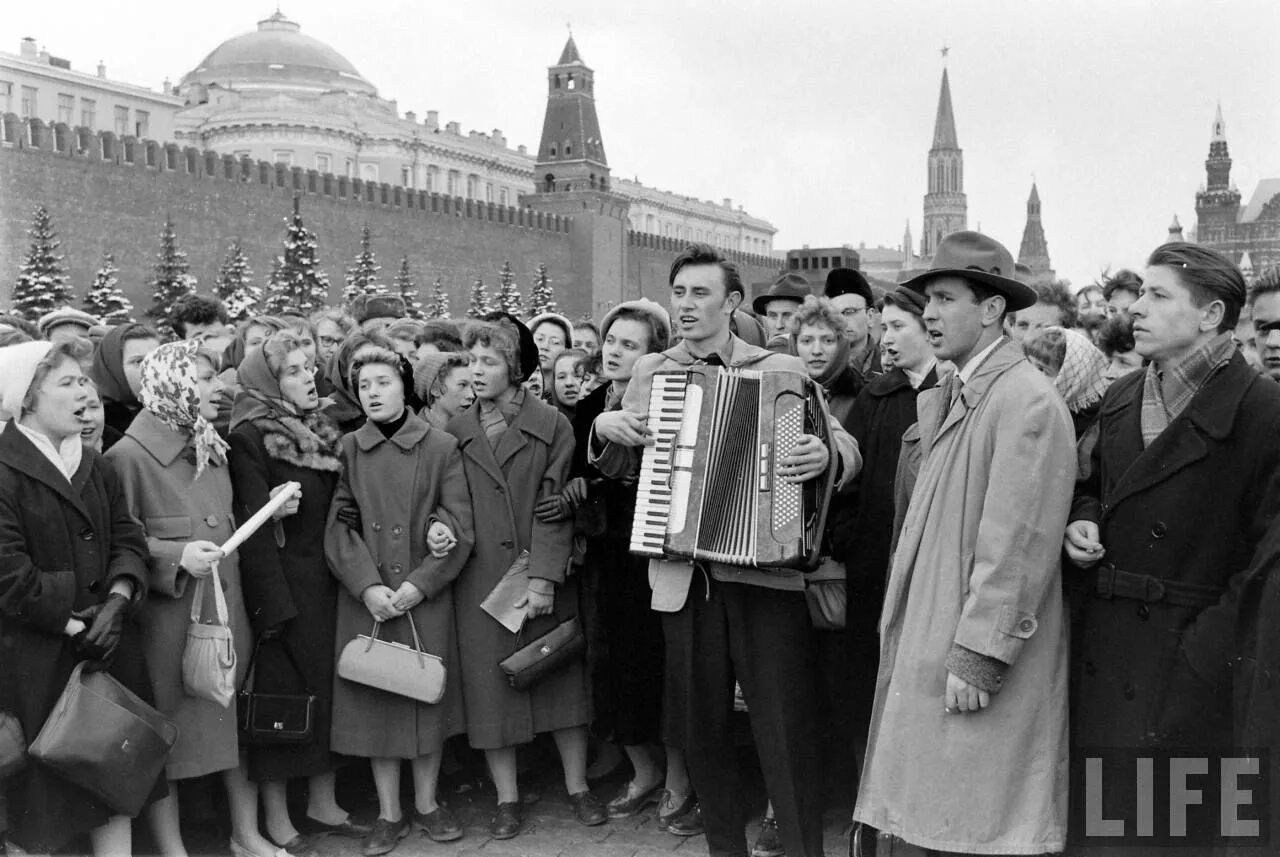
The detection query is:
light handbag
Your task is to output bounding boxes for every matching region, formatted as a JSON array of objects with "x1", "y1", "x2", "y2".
[
  {"x1": 804, "y1": 557, "x2": 847, "y2": 631},
  {"x1": 337, "y1": 614, "x2": 445, "y2": 704},
  {"x1": 498, "y1": 616, "x2": 586, "y2": 691},
  {"x1": 29, "y1": 662, "x2": 178, "y2": 816},
  {"x1": 181, "y1": 562, "x2": 237, "y2": 708},
  {"x1": 238, "y1": 636, "x2": 316, "y2": 745},
  {"x1": 0, "y1": 710, "x2": 25, "y2": 779}
]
